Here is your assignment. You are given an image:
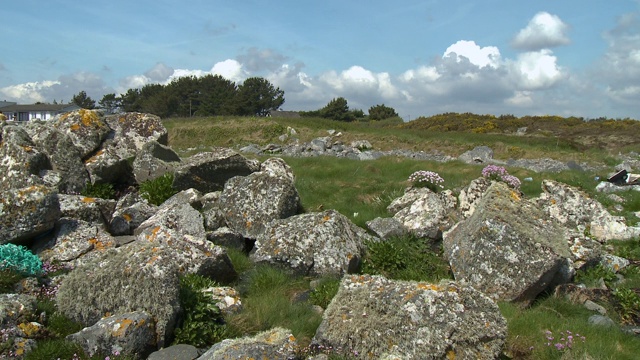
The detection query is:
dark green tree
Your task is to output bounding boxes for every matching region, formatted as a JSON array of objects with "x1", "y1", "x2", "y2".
[
  {"x1": 235, "y1": 77, "x2": 285, "y2": 117},
  {"x1": 368, "y1": 104, "x2": 398, "y2": 120},
  {"x1": 98, "y1": 93, "x2": 120, "y2": 114},
  {"x1": 321, "y1": 97, "x2": 354, "y2": 121},
  {"x1": 71, "y1": 90, "x2": 96, "y2": 109},
  {"x1": 119, "y1": 88, "x2": 142, "y2": 112},
  {"x1": 197, "y1": 74, "x2": 238, "y2": 116}
]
